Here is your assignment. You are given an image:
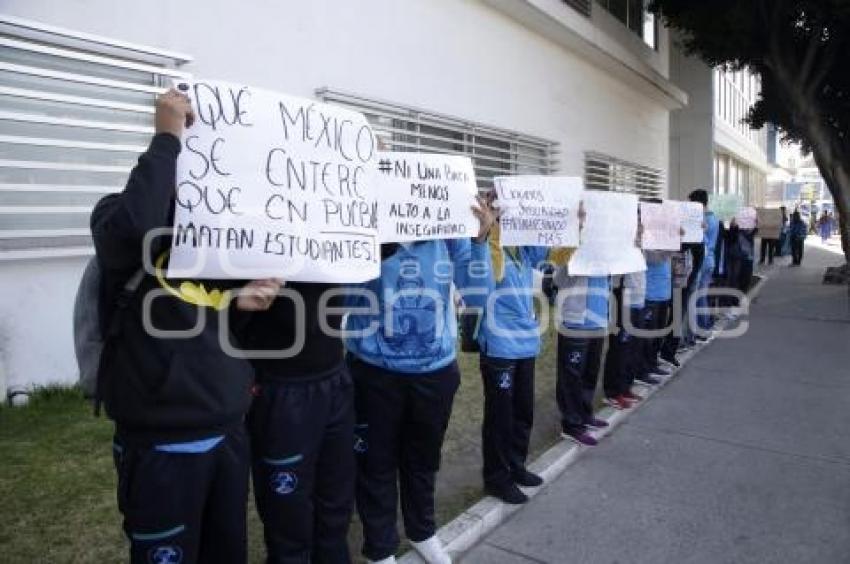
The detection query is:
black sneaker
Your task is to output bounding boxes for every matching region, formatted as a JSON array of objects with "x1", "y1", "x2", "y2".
[
  {"x1": 512, "y1": 468, "x2": 544, "y2": 488},
  {"x1": 659, "y1": 353, "x2": 680, "y2": 368},
  {"x1": 635, "y1": 374, "x2": 661, "y2": 385},
  {"x1": 486, "y1": 482, "x2": 529, "y2": 505},
  {"x1": 649, "y1": 364, "x2": 671, "y2": 376}
]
